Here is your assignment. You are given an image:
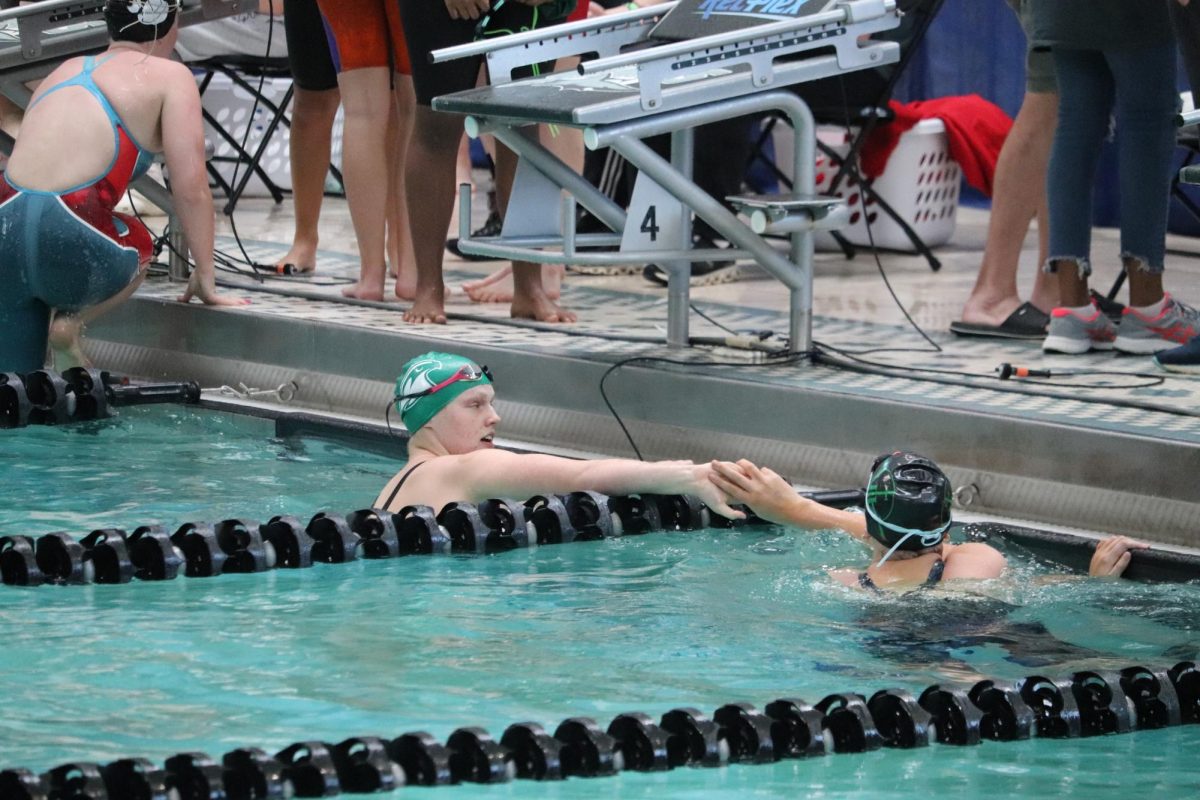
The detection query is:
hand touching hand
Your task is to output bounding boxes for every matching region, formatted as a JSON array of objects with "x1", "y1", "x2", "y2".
[
  {"x1": 708, "y1": 459, "x2": 802, "y2": 526},
  {"x1": 689, "y1": 463, "x2": 745, "y2": 520}
]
